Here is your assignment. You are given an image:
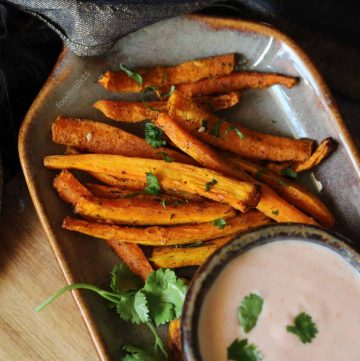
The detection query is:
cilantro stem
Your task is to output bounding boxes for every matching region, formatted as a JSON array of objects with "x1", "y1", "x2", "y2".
[
  {"x1": 146, "y1": 321, "x2": 167, "y2": 357},
  {"x1": 35, "y1": 283, "x2": 122, "y2": 312}
]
